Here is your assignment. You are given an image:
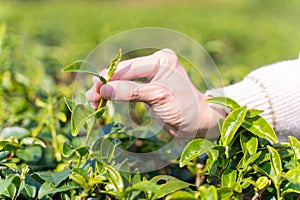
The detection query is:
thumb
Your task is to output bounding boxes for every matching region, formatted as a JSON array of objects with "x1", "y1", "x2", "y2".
[{"x1": 100, "y1": 80, "x2": 162, "y2": 104}]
